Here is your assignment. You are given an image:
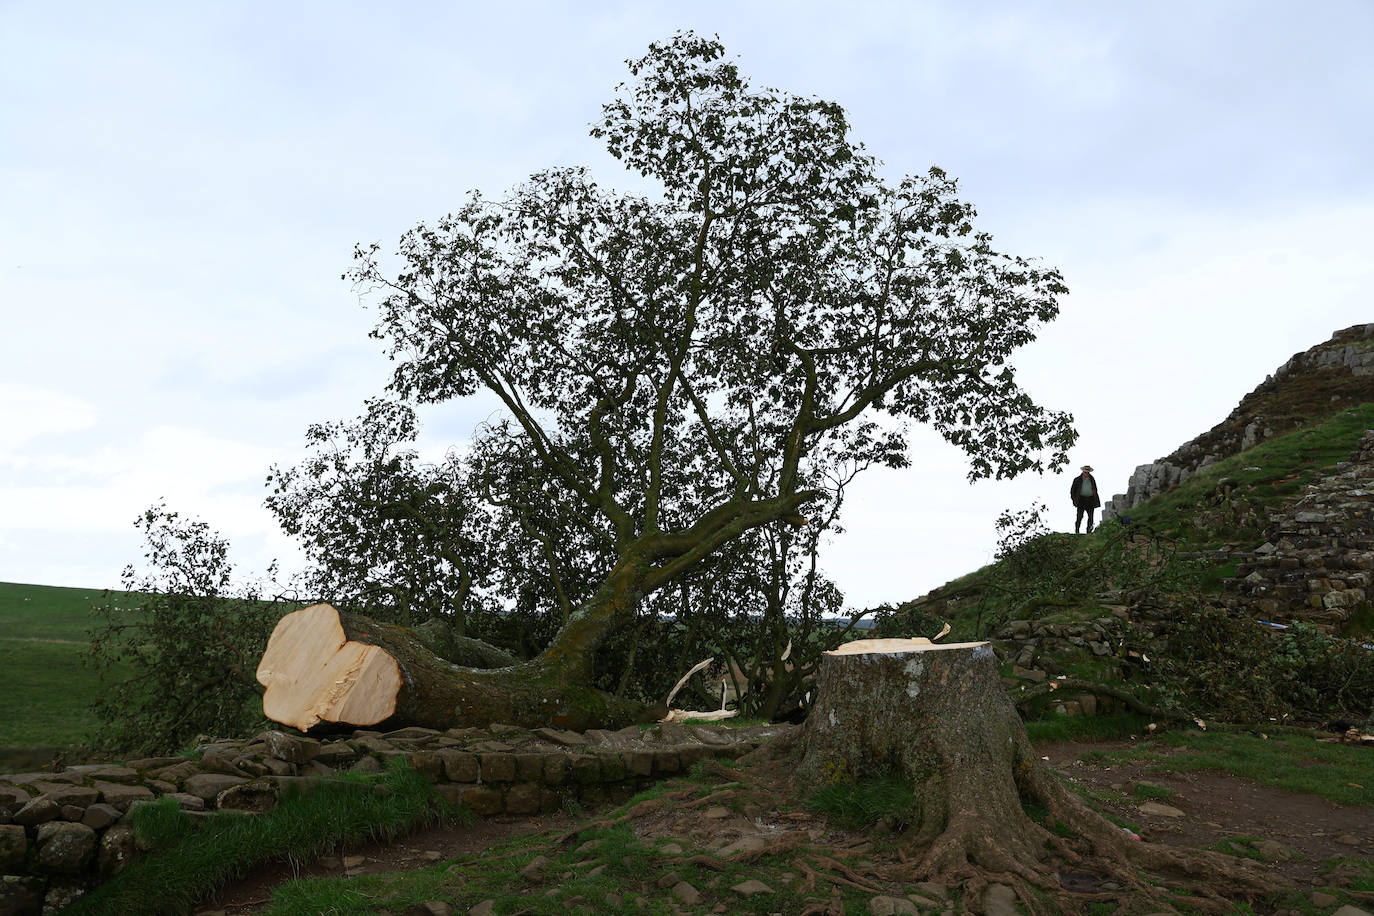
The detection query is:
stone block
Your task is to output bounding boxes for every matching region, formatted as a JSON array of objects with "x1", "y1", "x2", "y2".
[
  {"x1": 98, "y1": 825, "x2": 135, "y2": 877},
  {"x1": 514, "y1": 753, "x2": 544, "y2": 782},
  {"x1": 1324, "y1": 589, "x2": 1365, "y2": 609},
  {"x1": 148, "y1": 760, "x2": 200, "y2": 785},
  {"x1": 259, "y1": 730, "x2": 322, "y2": 764},
  {"x1": 81, "y1": 803, "x2": 123, "y2": 830},
  {"x1": 479, "y1": 753, "x2": 516, "y2": 783},
  {"x1": 461, "y1": 787, "x2": 503, "y2": 817},
  {"x1": 431, "y1": 783, "x2": 466, "y2": 809},
  {"x1": 439, "y1": 751, "x2": 478, "y2": 784},
  {"x1": 166, "y1": 793, "x2": 206, "y2": 812},
  {"x1": 313, "y1": 743, "x2": 359, "y2": 767},
  {"x1": 406, "y1": 751, "x2": 445, "y2": 781},
  {"x1": 94, "y1": 781, "x2": 154, "y2": 813},
  {"x1": 184, "y1": 774, "x2": 249, "y2": 803},
  {"x1": 34, "y1": 821, "x2": 96, "y2": 874},
  {"x1": 350, "y1": 736, "x2": 399, "y2": 756},
  {"x1": 540, "y1": 754, "x2": 568, "y2": 785},
  {"x1": 216, "y1": 782, "x2": 278, "y2": 813},
  {"x1": 74, "y1": 766, "x2": 140, "y2": 784},
  {"x1": 13, "y1": 798, "x2": 60, "y2": 827},
  {"x1": 651, "y1": 750, "x2": 680, "y2": 774},
  {"x1": 504, "y1": 783, "x2": 542, "y2": 815},
  {"x1": 43, "y1": 881, "x2": 87, "y2": 913},
  {"x1": 0, "y1": 823, "x2": 26, "y2": 871},
  {"x1": 532, "y1": 727, "x2": 587, "y2": 747},
  {"x1": 596, "y1": 753, "x2": 626, "y2": 782},
  {"x1": 623, "y1": 751, "x2": 653, "y2": 778},
  {"x1": 31, "y1": 783, "x2": 98, "y2": 808},
  {"x1": 0, "y1": 875, "x2": 44, "y2": 916},
  {"x1": 678, "y1": 745, "x2": 712, "y2": 767},
  {"x1": 199, "y1": 749, "x2": 250, "y2": 777},
  {"x1": 570, "y1": 756, "x2": 601, "y2": 785}
]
